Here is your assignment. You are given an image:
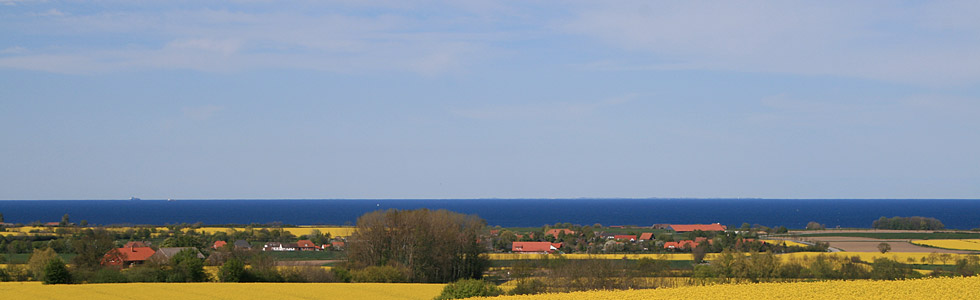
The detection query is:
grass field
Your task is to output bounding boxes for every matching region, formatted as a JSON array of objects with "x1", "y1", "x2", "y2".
[
  {"x1": 793, "y1": 232, "x2": 980, "y2": 240},
  {"x1": 479, "y1": 276, "x2": 980, "y2": 300},
  {"x1": 912, "y1": 239, "x2": 980, "y2": 251},
  {"x1": 0, "y1": 282, "x2": 445, "y2": 300}
]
